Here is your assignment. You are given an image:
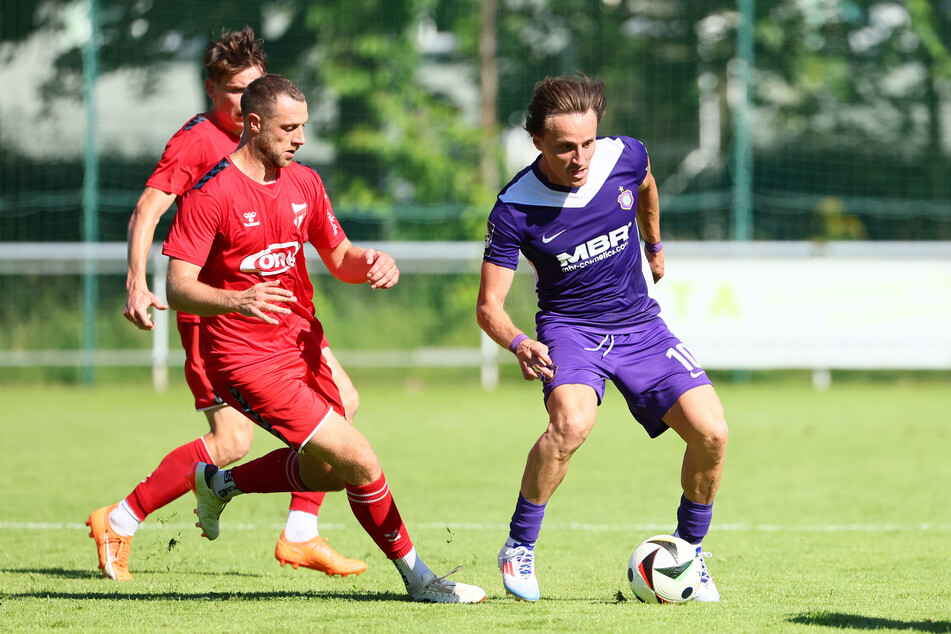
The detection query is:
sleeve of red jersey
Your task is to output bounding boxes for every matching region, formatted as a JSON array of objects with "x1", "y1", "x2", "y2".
[
  {"x1": 162, "y1": 188, "x2": 220, "y2": 267},
  {"x1": 146, "y1": 128, "x2": 219, "y2": 196},
  {"x1": 306, "y1": 172, "x2": 347, "y2": 250}
]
